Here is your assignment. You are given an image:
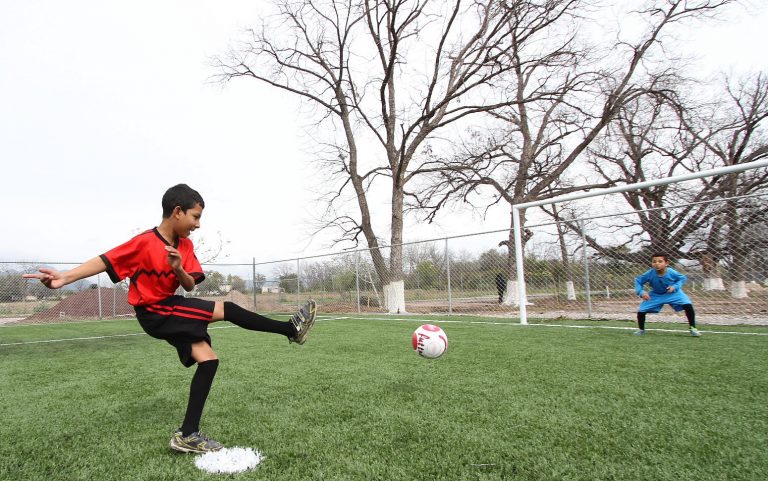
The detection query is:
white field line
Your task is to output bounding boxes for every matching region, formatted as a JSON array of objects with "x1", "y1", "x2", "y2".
[
  {"x1": 0, "y1": 316, "x2": 135, "y2": 328},
  {"x1": 2, "y1": 315, "x2": 765, "y2": 347},
  {"x1": 0, "y1": 325, "x2": 235, "y2": 347},
  {"x1": 0, "y1": 315, "x2": 340, "y2": 347},
  {"x1": 2, "y1": 331, "x2": 148, "y2": 346},
  {"x1": 319, "y1": 316, "x2": 768, "y2": 336},
  {"x1": 0, "y1": 313, "x2": 324, "y2": 329}
]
